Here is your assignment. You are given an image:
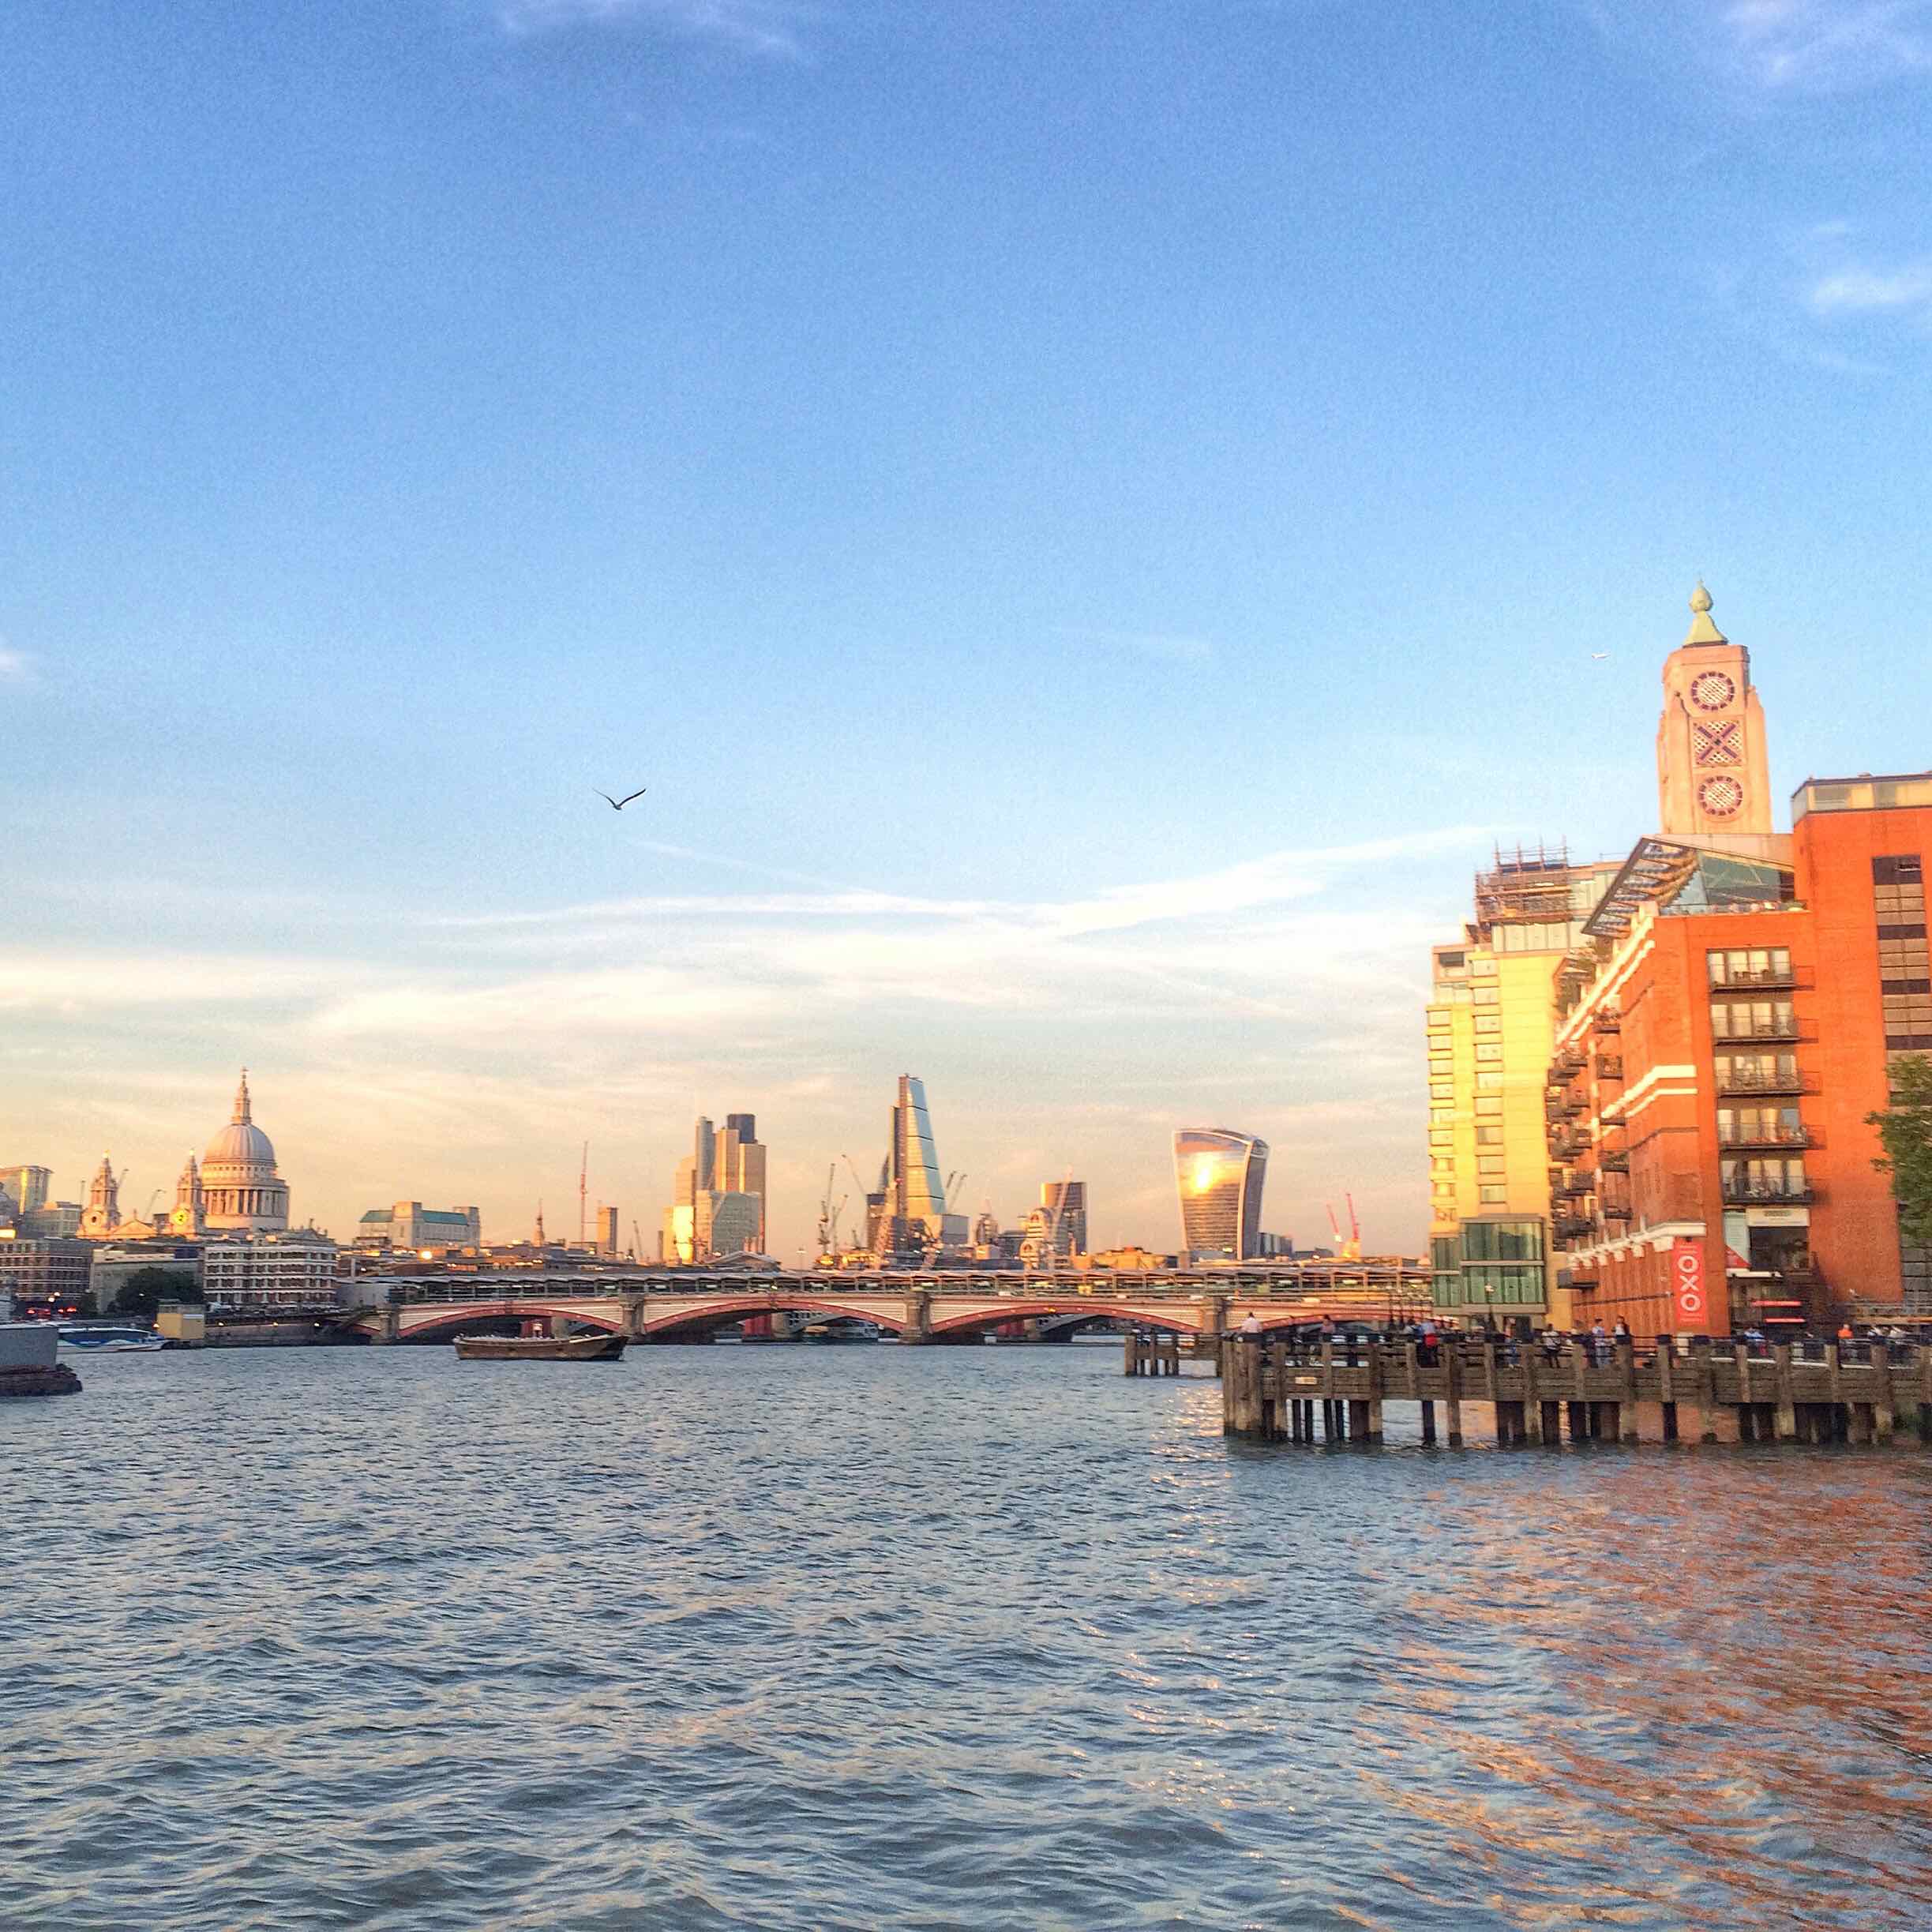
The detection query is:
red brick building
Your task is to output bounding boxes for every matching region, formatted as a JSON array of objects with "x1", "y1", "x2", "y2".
[
  {"x1": 1536, "y1": 587, "x2": 1930, "y2": 1337},
  {"x1": 1548, "y1": 780, "x2": 1931, "y2": 1335}
]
